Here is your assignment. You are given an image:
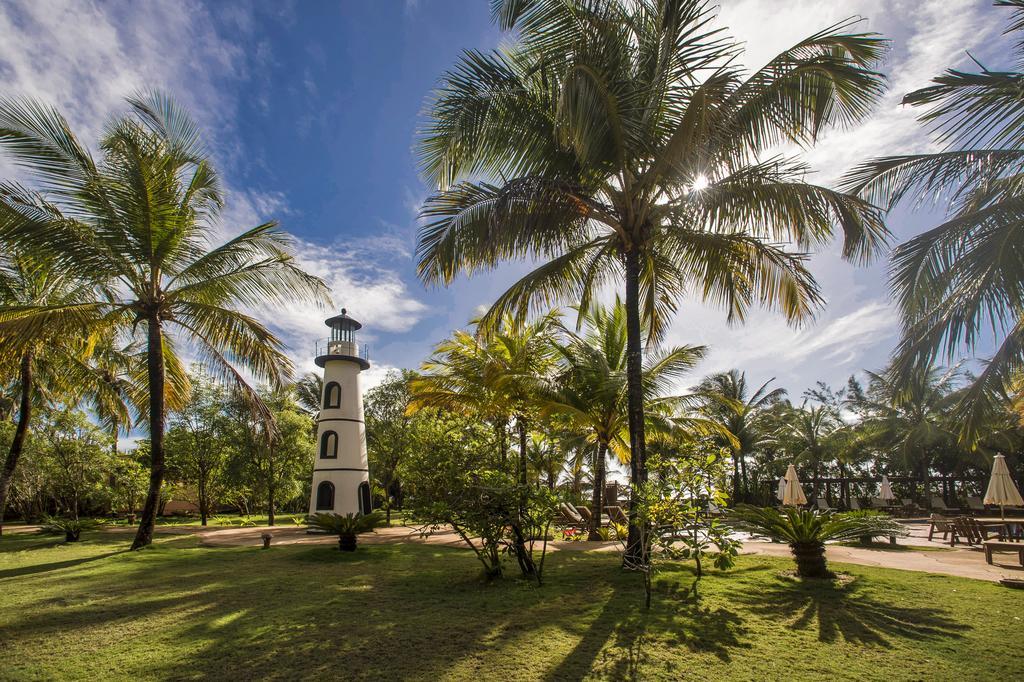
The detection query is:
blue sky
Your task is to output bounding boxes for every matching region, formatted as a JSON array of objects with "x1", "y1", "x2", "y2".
[{"x1": 0, "y1": 0, "x2": 1011, "y2": 399}]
